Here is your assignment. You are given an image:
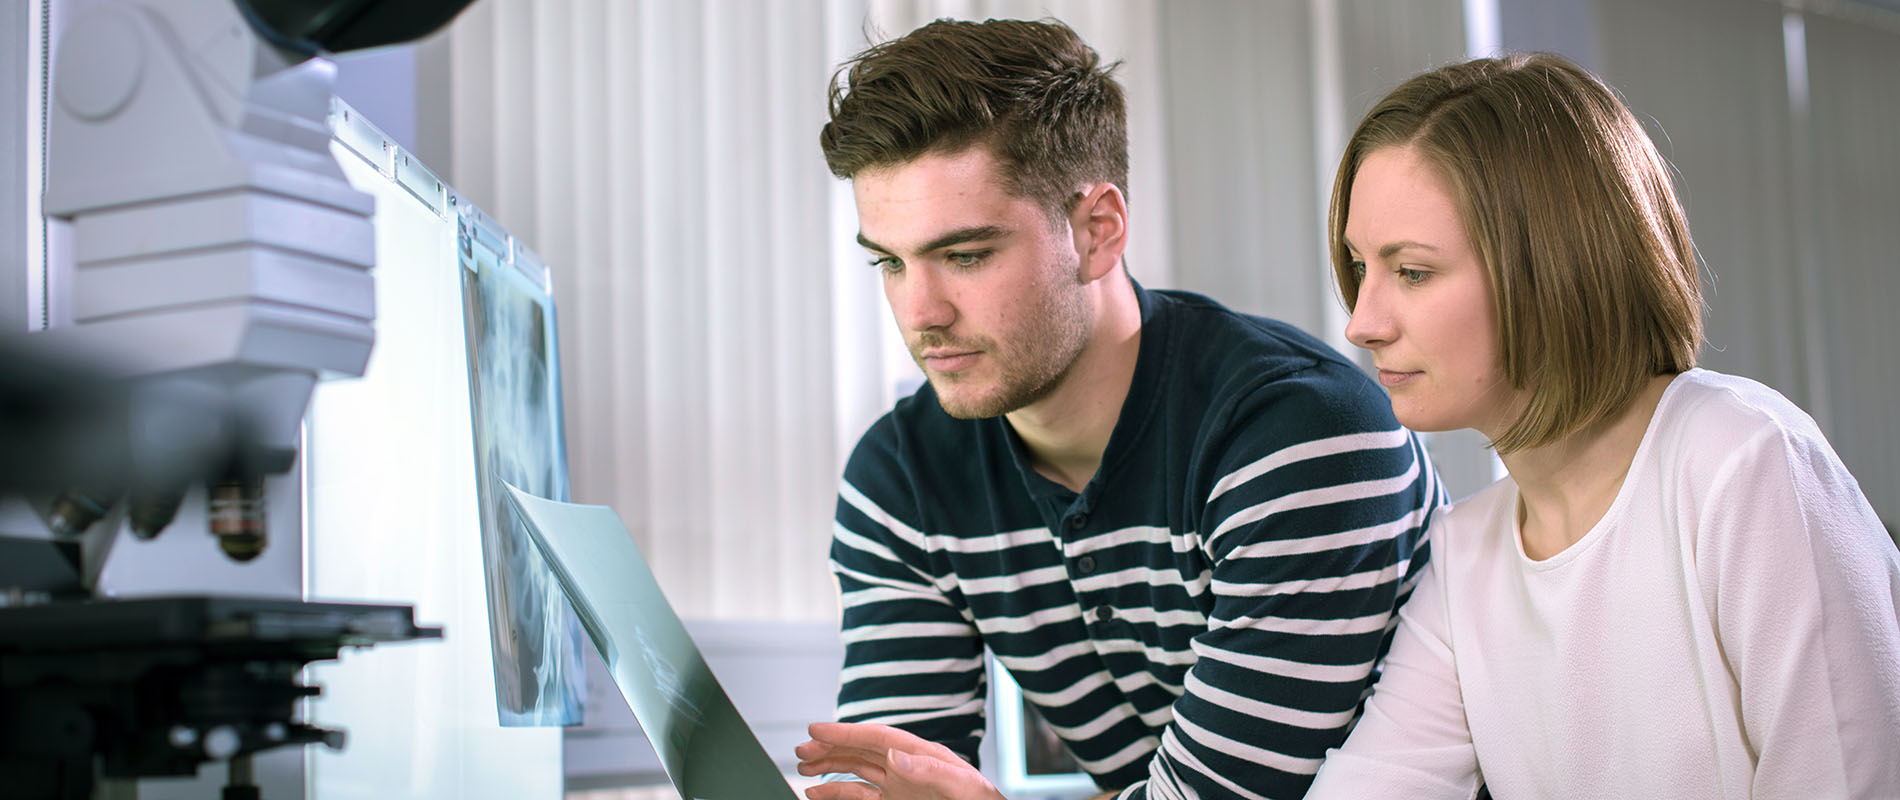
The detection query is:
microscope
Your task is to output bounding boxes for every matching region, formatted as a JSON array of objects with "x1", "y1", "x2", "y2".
[{"x1": 1, "y1": 2, "x2": 476, "y2": 797}]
